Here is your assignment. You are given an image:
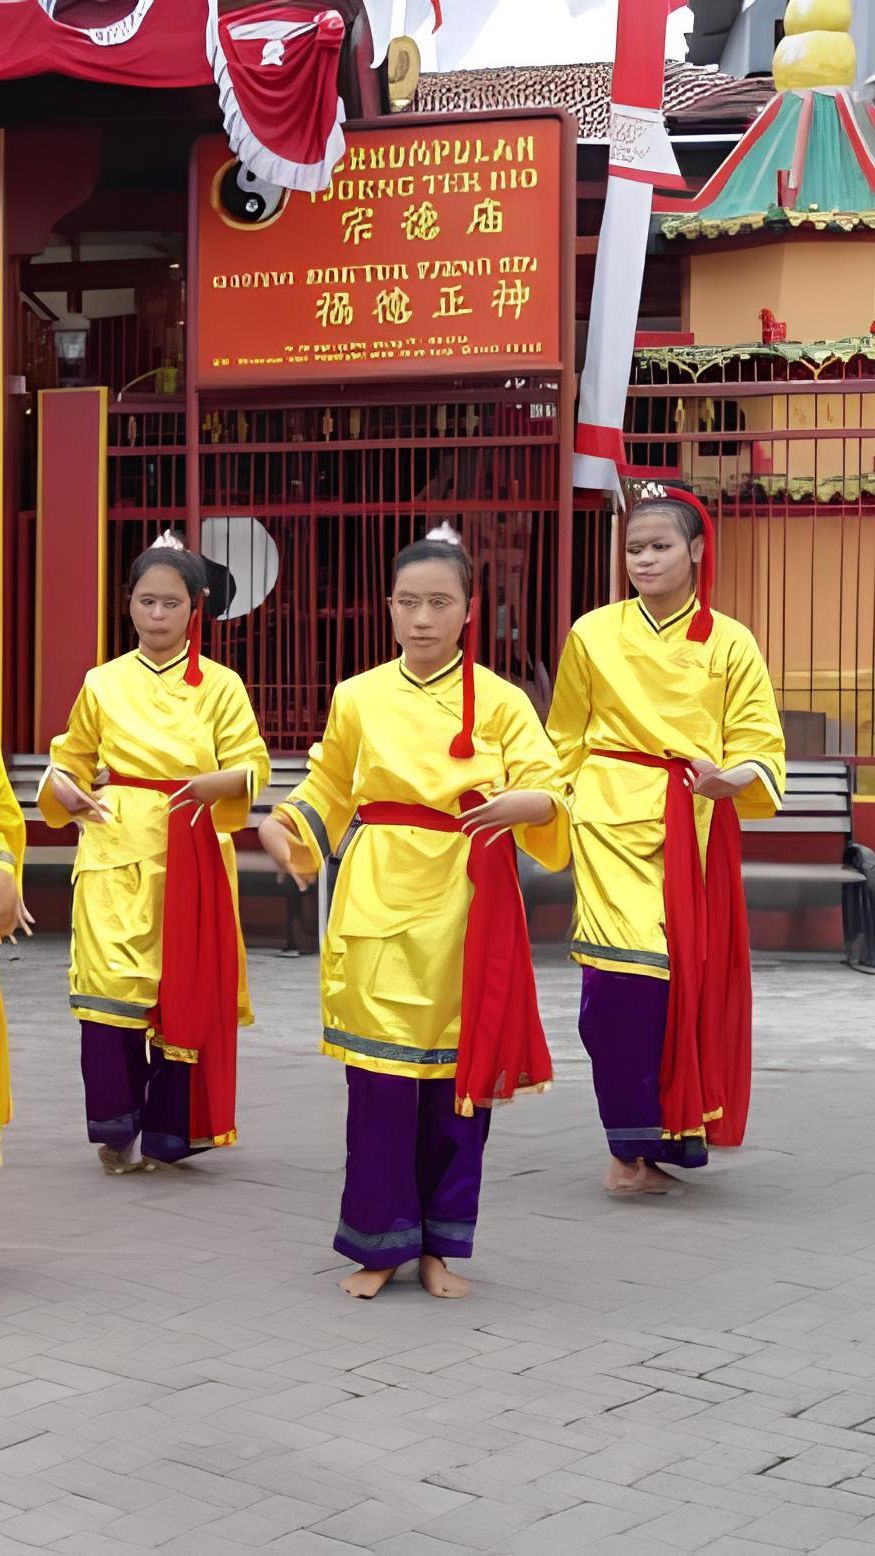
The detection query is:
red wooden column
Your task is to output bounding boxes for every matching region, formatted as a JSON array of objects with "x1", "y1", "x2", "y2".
[{"x1": 35, "y1": 387, "x2": 108, "y2": 750}]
